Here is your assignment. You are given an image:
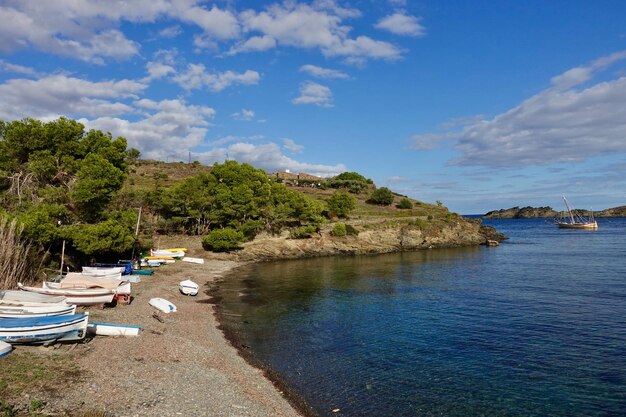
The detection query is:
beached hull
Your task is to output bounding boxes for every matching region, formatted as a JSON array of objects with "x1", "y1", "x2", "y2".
[
  {"x1": 82, "y1": 266, "x2": 125, "y2": 276},
  {"x1": 18, "y1": 283, "x2": 115, "y2": 306},
  {"x1": 130, "y1": 269, "x2": 154, "y2": 276},
  {"x1": 0, "y1": 303, "x2": 76, "y2": 318},
  {"x1": 179, "y1": 280, "x2": 199, "y2": 296},
  {"x1": 1, "y1": 290, "x2": 66, "y2": 305},
  {"x1": 149, "y1": 298, "x2": 177, "y2": 313},
  {"x1": 182, "y1": 257, "x2": 205, "y2": 264},
  {"x1": 0, "y1": 313, "x2": 89, "y2": 344},
  {"x1": 151, "y1": 249, "x2": 185, "y2": 258},
  {"x1": 556, "y1": 221, "x2": 598, "y2": 229},
  {"x1": 0, "y1": 340, "x2": 12, "y2": 357},
  {"x1": 87, "y1": 322, "x2": 142, "y2": 337}
]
